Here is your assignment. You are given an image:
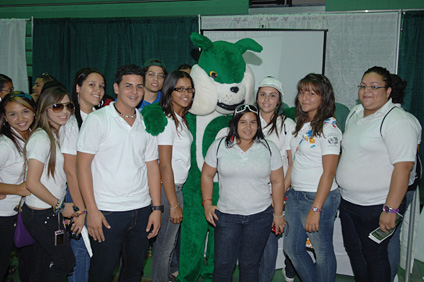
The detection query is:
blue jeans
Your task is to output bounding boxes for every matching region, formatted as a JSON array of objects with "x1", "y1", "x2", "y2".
[
  {"x1": 213, "y1": 206, "x2": 273, "y2": 282},
  {"x1": 88, "y1": 206, "x2": 151, "y2": 282},
  {"x1": 339, "y1": 198, "x2": 406, "y2": 282},
  {"x1": 152, "y1": 184, "x2": 184, "y2": 281},
  {"x1": 67, "y1": 237, "x2": 90, "y2": 282},
  {"x1": 259, "y1": 231, "x2": 279, "y2": 282},
  {"x1": 21, "y1": 204, "x2": 75, "y2": 282},
  {"x1": 284, "y1": 188, "x2": 340, "y2": 282},
  {"x1": 388, "y1": 191, "x2": 413, "y2": 281}
]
